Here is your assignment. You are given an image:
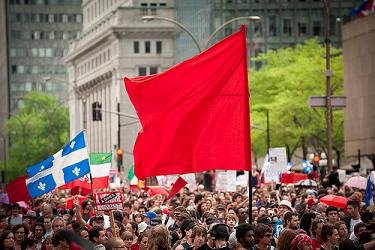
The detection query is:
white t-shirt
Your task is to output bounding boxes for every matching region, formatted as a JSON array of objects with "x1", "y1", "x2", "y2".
[{"x1": 349, "y1": 218, "x2": 362, "y2": 234}]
